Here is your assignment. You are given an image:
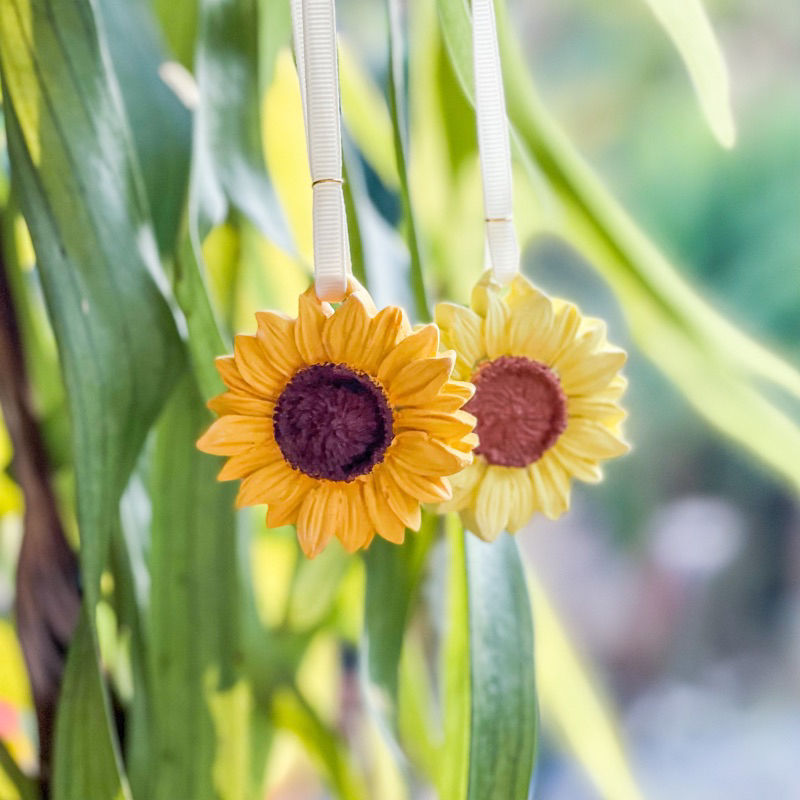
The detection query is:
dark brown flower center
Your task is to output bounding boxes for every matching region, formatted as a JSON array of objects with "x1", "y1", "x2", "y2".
[
  {"x1": 464, "y1": 355, "x2": 567, "y2": 467},
  {"x1": 273, "y1": 363, "x2": 394, "y2": 482}
]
